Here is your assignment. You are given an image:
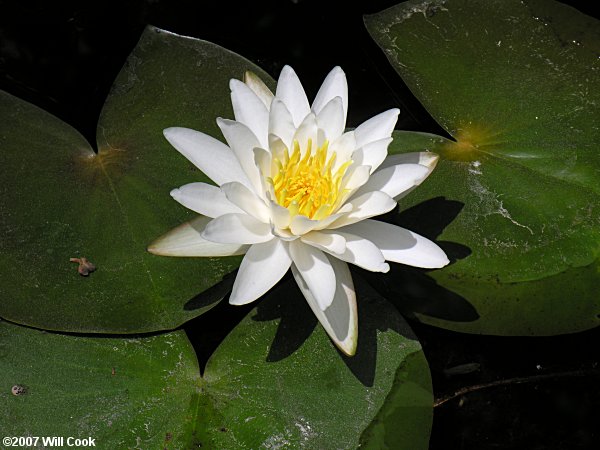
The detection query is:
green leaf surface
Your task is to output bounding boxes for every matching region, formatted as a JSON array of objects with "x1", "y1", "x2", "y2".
[
  {"x1": 197, "y1": 277, "x2": 433, "y2": 449},
  {"x1": 0, "y1": 27, "x2": 269, "y2": 332},
  {"x1": 1, "y1": 277, "x2": 433, "y2": 449},
  {"x1": 0, "y1": 321, "x2": 200, "y2": 449},
  {"x1": 365, "y1": 0, "x2": 600, "y2": 334}
]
